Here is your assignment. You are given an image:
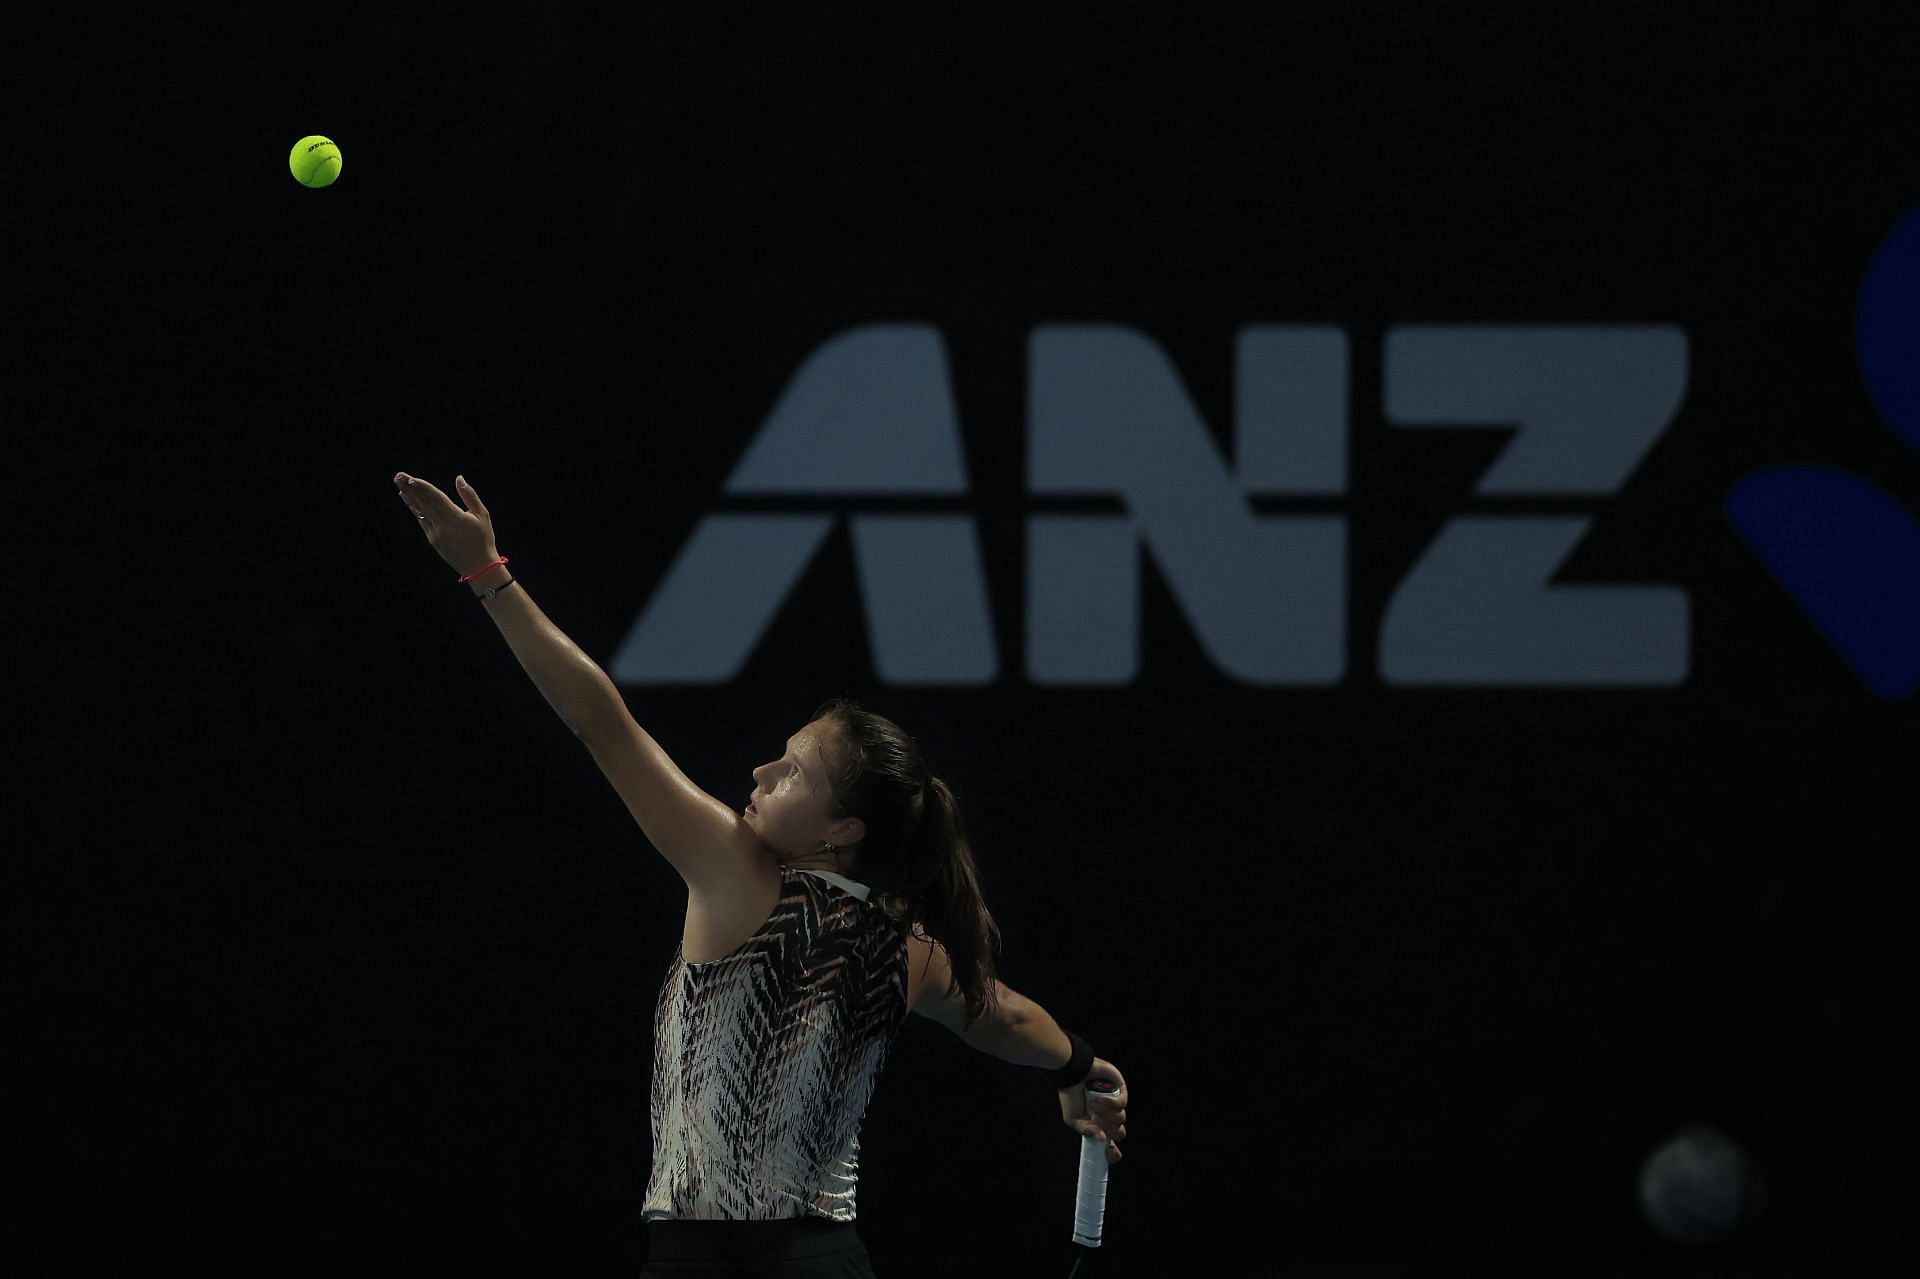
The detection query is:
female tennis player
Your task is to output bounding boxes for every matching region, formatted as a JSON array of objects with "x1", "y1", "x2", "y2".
[{"x1": 394, "y1": 472, "x2": 1130, "y2": 1277}]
